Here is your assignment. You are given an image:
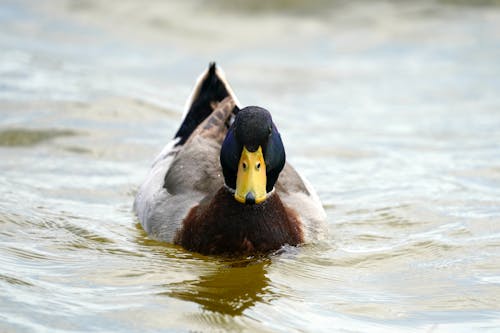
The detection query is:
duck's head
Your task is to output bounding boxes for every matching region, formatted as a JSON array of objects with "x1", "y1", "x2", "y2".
[{"x1": 220, "y1": 106, "x2": 286, "y2": 204}]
